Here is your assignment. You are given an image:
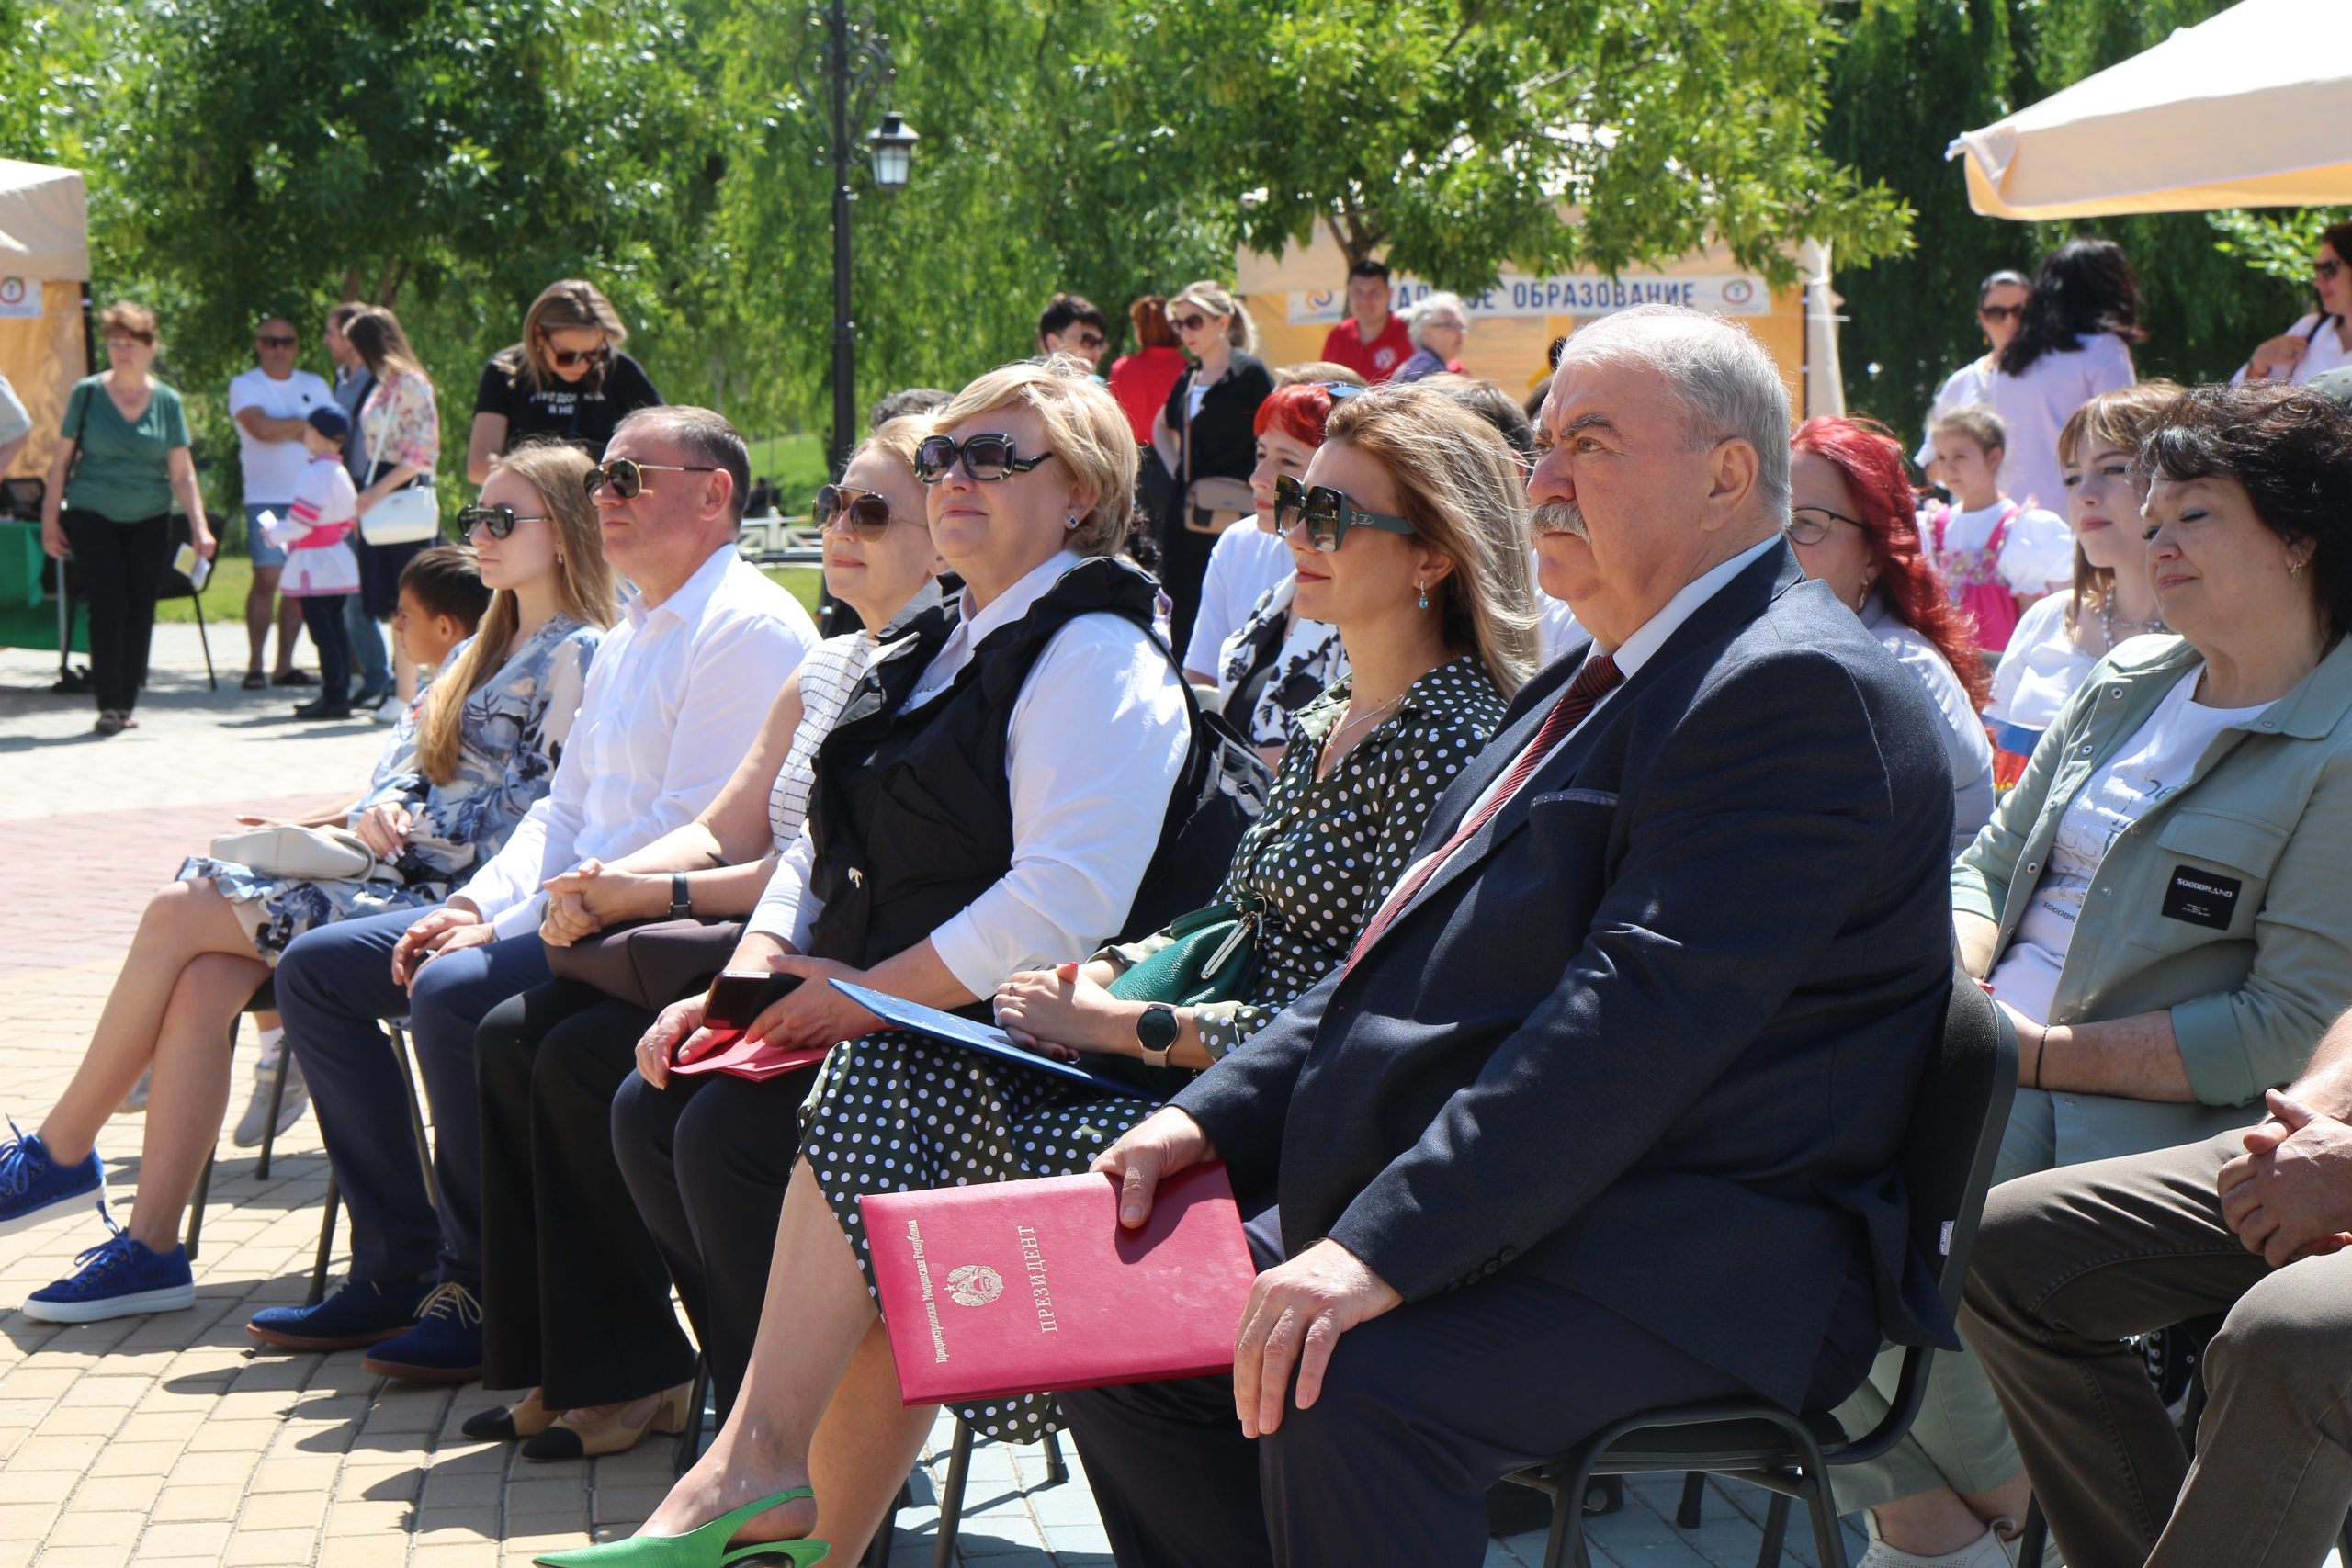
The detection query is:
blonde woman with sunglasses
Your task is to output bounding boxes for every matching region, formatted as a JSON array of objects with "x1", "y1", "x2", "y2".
[
  {"x1": 468, "y1": 279, "x2": 664, "y2": 484},
  {"x1": 6, "y1": 443, "x2": 616, "y2": 1325}
]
